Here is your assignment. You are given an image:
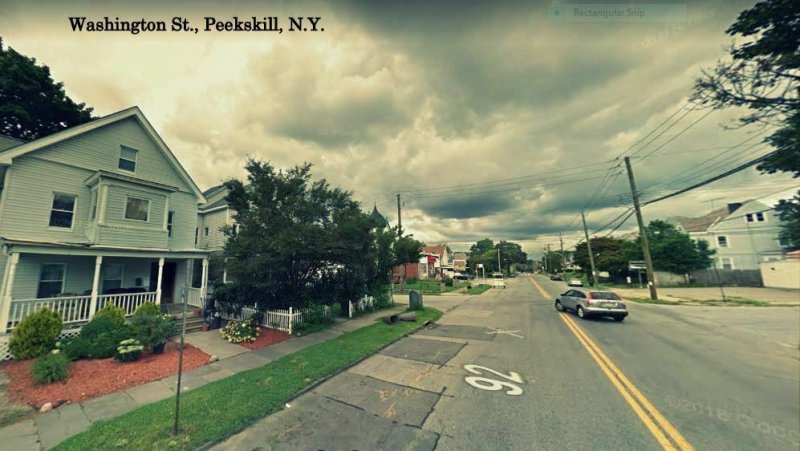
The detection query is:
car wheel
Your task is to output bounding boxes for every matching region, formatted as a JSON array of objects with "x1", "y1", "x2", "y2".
[
  {"x1": 614, "y1": 316, "x2": 625, "y2": 322},
  {"x1": 577, "y1": 306, "x2": 587, "y2": 319},
  {"x1": 555, "y1": 300, "x2": 565, "y2": 312}
]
